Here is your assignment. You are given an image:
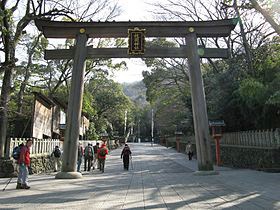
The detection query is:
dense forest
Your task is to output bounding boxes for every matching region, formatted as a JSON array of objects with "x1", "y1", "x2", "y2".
[
  {"x1": 0, "y1": 0, "x2": 279, "y2": 155},
  {"x1": 142, "y1": 0, "x2": 280, "y2": 135}
]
